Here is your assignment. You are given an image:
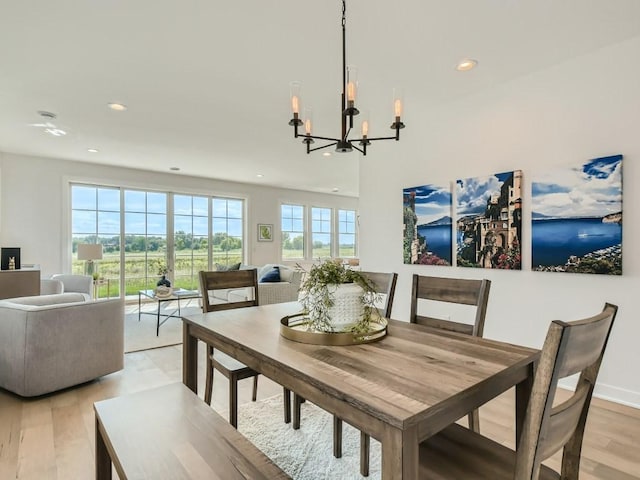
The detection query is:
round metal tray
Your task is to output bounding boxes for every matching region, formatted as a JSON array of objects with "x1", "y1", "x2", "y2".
[{"x1": 280, "y1": 312, "x2": 387, "y2": 346}]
